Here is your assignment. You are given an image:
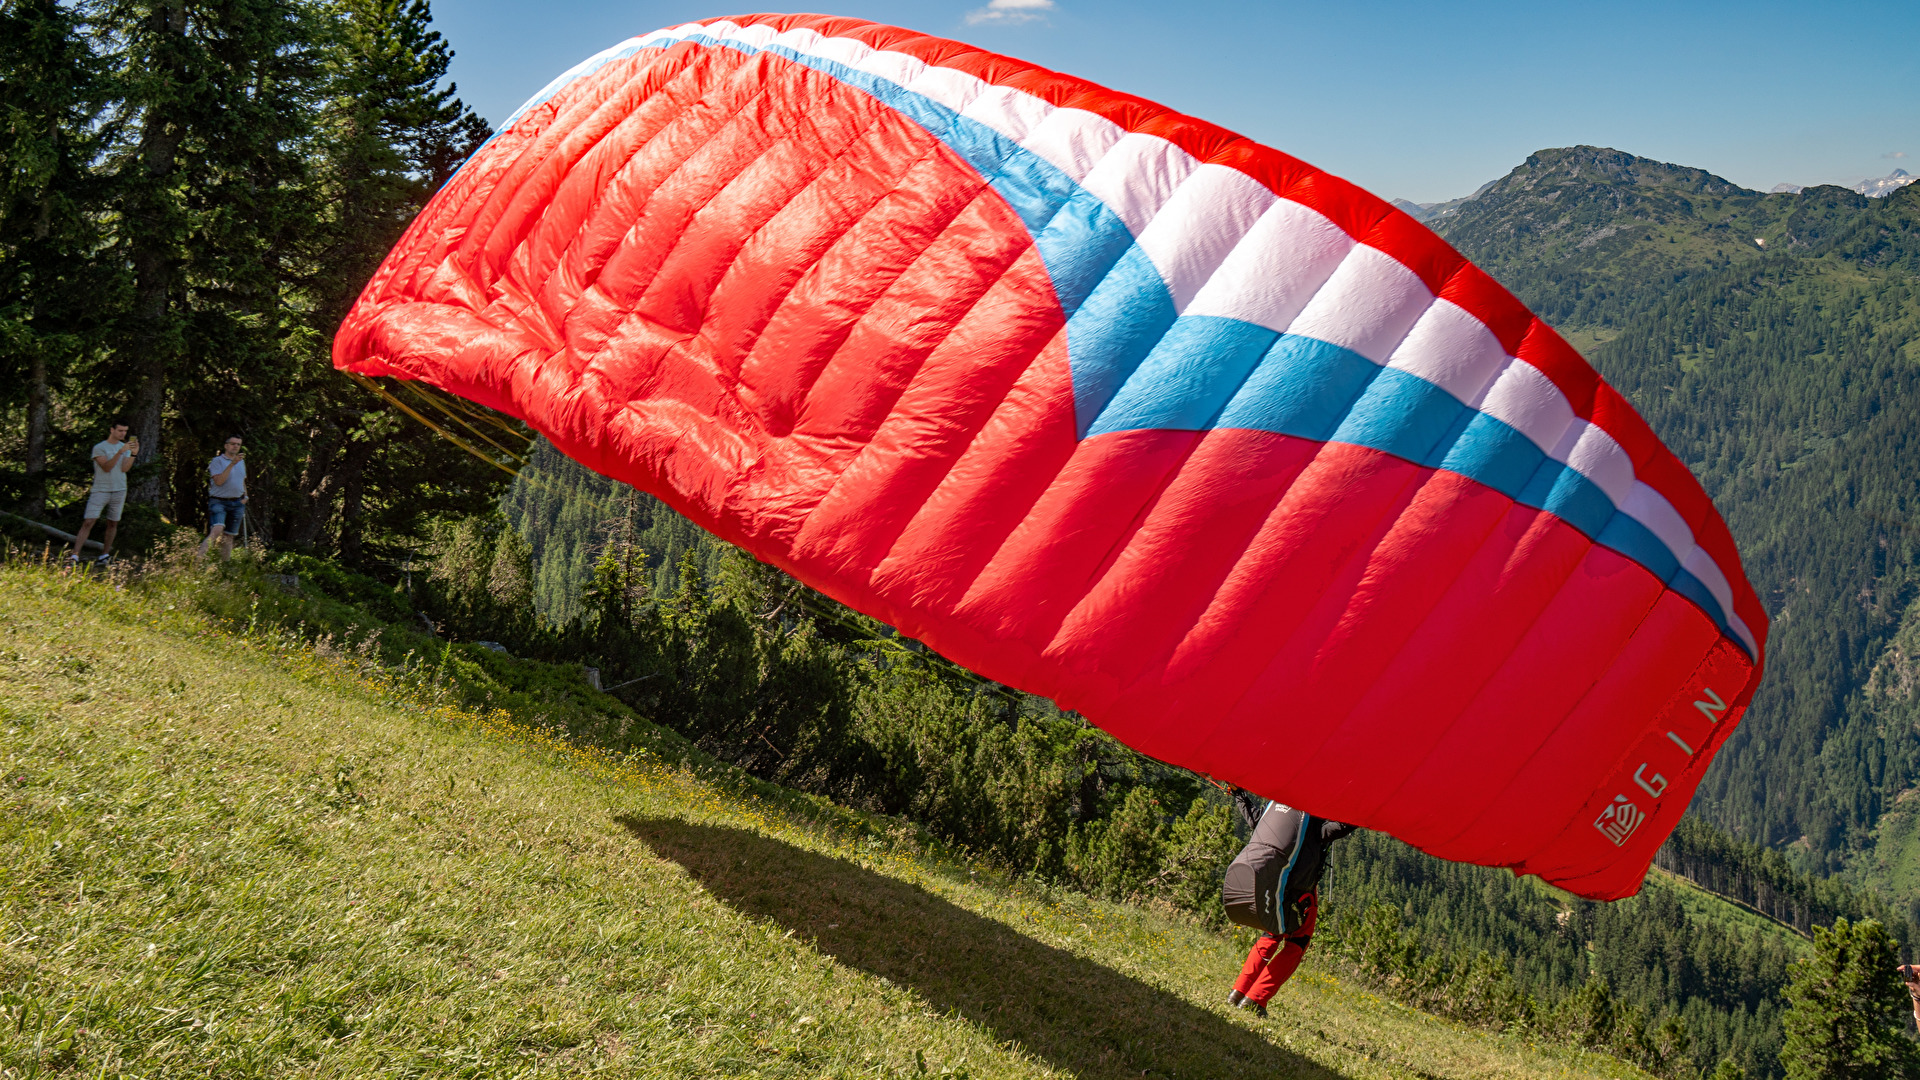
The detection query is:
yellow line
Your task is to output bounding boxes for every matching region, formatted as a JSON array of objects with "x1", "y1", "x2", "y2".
[
  {"x1": 433, "y1": 386, "x2": 537, "y2": 446},
  {"x1": 344, "y1": 373, "x2": 521, "y2": 478},
  {"x1": 396, "y1": 381, "x2": 529, "y2": 465}
]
